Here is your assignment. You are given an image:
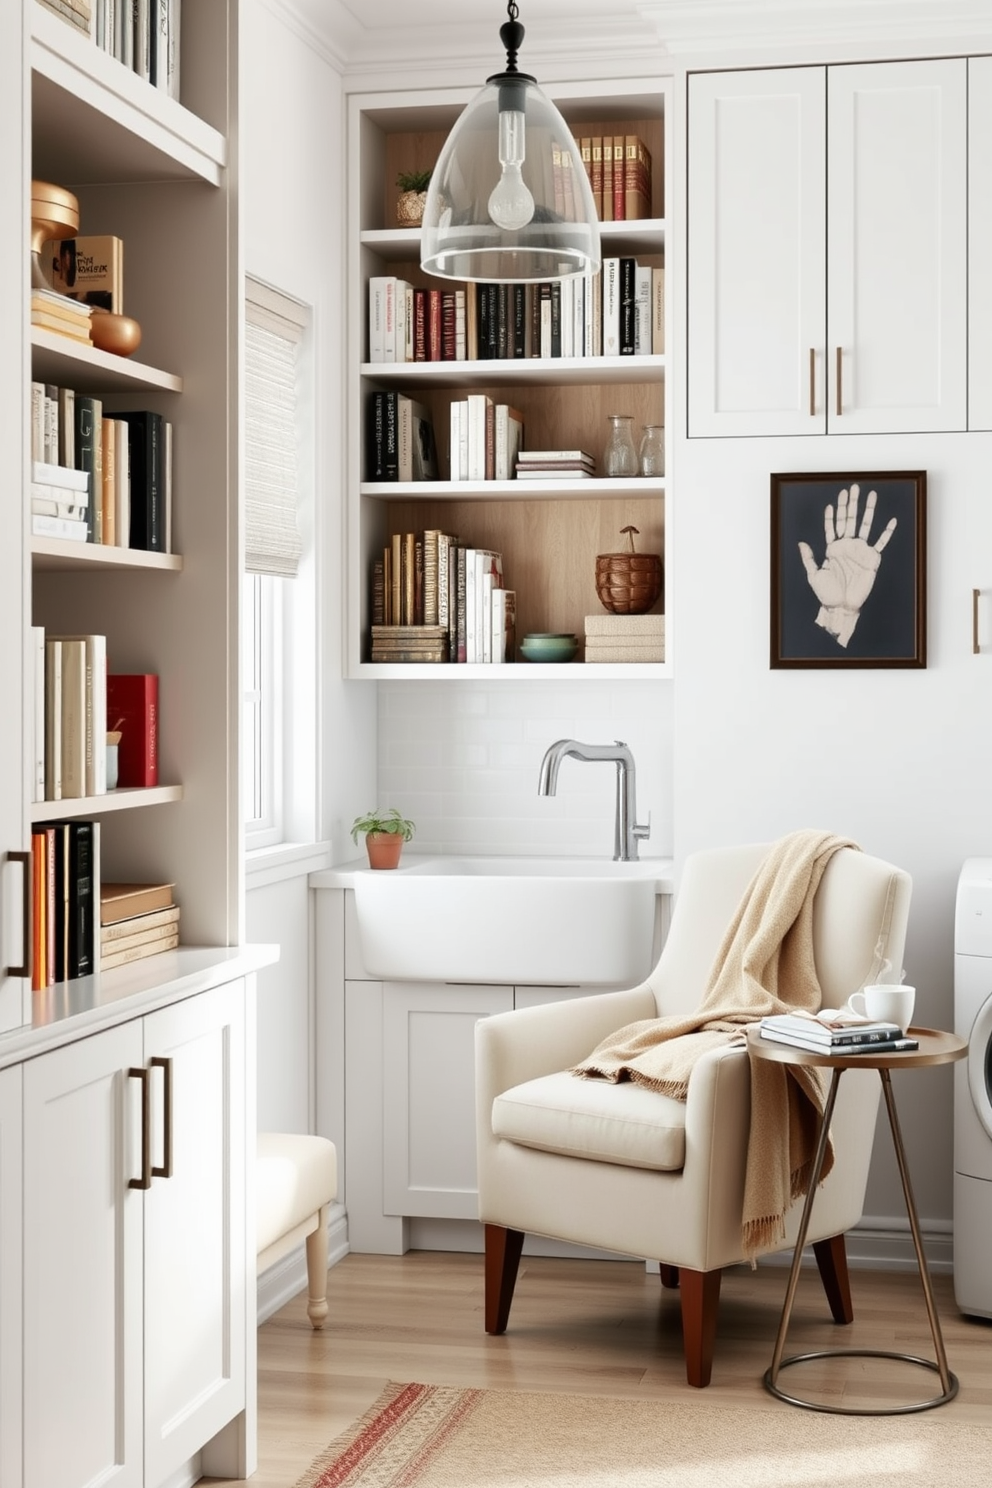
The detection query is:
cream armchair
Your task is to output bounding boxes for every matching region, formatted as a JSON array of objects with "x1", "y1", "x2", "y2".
[{"x1": 475, "y1": 841, "x2": 912, "y2": 1387}]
